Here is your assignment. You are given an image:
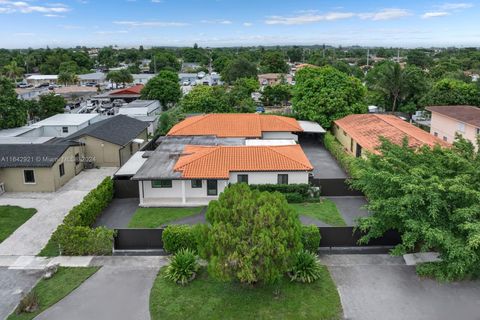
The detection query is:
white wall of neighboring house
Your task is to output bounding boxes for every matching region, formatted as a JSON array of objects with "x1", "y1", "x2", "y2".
[
  {"x1": 262, "y1": 131, "x2": 299, "y2": 141},
  {"x1": 138, "y1": 171, "x2": 310, "y2": 207}
]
